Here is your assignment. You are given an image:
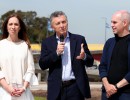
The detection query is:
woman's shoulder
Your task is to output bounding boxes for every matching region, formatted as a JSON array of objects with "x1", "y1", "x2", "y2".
[
  {"x1": 0, "y1": 39, "x2": 8, "y2": 44},
  {"x1": 19, "y1": 40, "x2": 29, "y2": 47},
  {"x1": 0, "y1": 39, "x2": 9, "y2": 49}
]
